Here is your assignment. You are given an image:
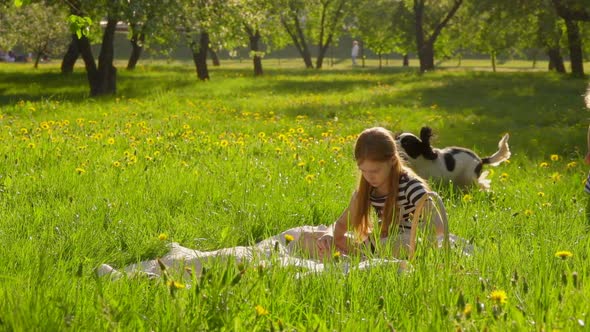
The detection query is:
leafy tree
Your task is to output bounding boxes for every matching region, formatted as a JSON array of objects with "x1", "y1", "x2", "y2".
[
  {"x1": 413, "y1": 0, "x2": 463, "y2": 72},
  {"x1": 354, "y1": 0, "x2": 413, "y2": 69},
  {"x1": 551, "y1": 0, "x2": 590, "y2": 76},
  {"x1": 277, "y1": 0, "x2": 352, "y2": 69},
  {"x1": 125, "y1": 0, "x2": 182, "y2": 70},
  {"x1": 6, "y1": 2, "x2": 70, "y2": 68}
]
